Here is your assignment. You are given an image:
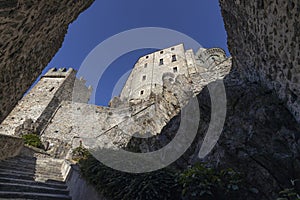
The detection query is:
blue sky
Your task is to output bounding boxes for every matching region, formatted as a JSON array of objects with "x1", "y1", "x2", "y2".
[{"x1": 41, "y1": 0, "x2": 228, "y2": 106}]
